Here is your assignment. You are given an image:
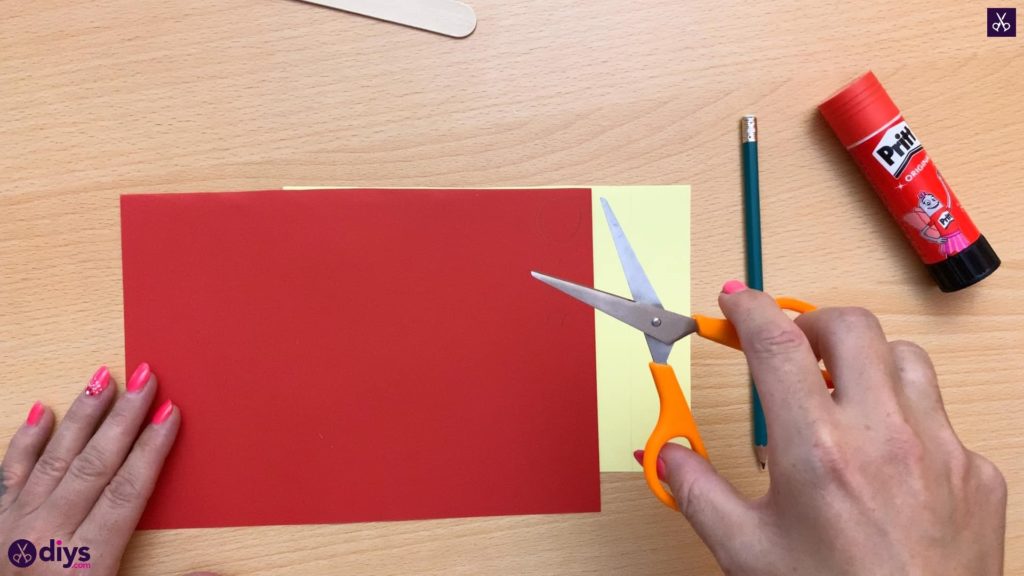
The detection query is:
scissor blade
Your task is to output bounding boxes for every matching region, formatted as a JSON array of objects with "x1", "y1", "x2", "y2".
[
  {"x1": 643, "y1": 335, "x2": 671, "y2": 365},
  {"x1": 531, "y1": 271, "x2": 697, "y2": 356},
  {"x1": 297, "y1": 0, "x2": 477, "y2": 38},
  {"x1": 600, "y1": 198, "x2": 663, "y2": 308}
]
